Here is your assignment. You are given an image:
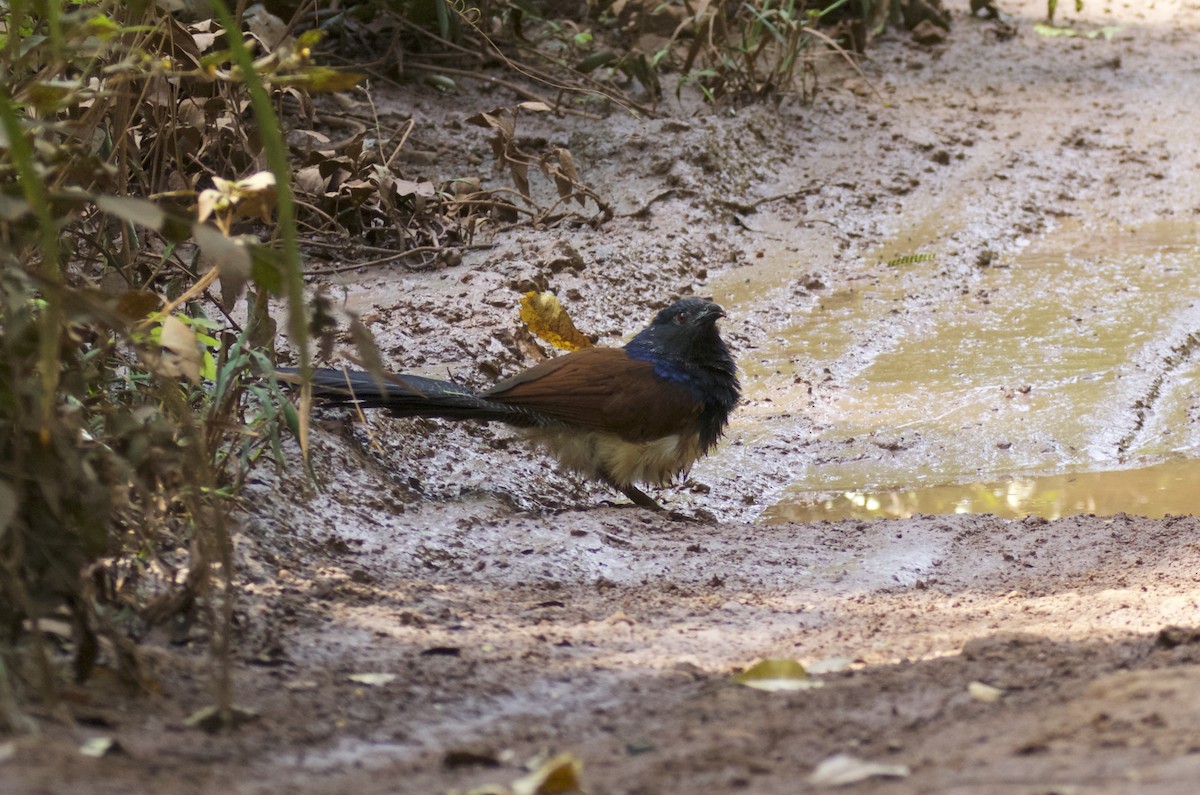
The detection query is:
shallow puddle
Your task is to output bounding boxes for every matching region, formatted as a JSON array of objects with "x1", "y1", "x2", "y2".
[
  {"x1": 731, "y1": 217, "x2": 1200, "y2": 522},
  {"x1": 763, "y1": 456, "x2": 1200, "y2": 522}
]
